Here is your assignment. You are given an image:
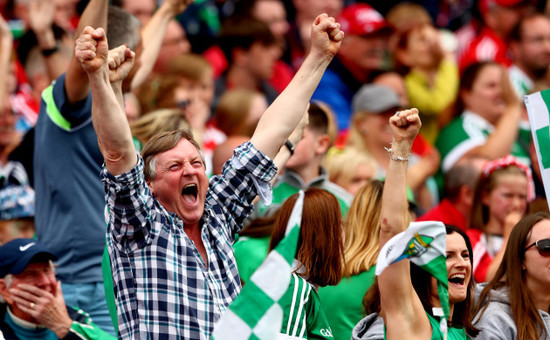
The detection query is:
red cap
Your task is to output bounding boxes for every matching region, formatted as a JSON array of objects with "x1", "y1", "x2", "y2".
[
  {"x1": 337, "y1": 4, "x2": 391, "y2": 36},
  {"x1": 479, "y1": 0, "x2": 530, "y2": 15}
]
